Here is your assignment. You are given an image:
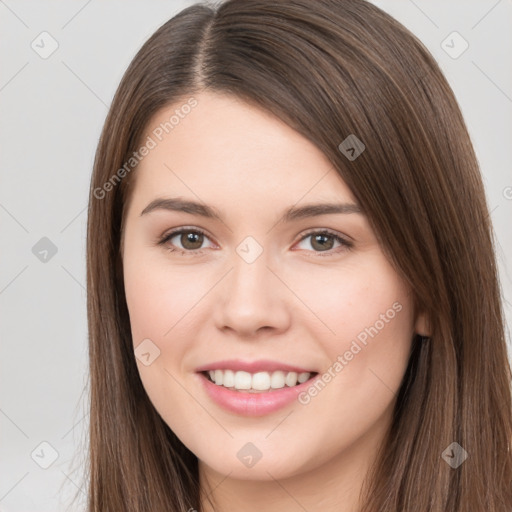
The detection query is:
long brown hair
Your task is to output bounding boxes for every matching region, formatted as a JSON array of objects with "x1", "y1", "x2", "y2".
[{"x1": 82, "y1": 0, "x2": 512, "y2": 510}]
